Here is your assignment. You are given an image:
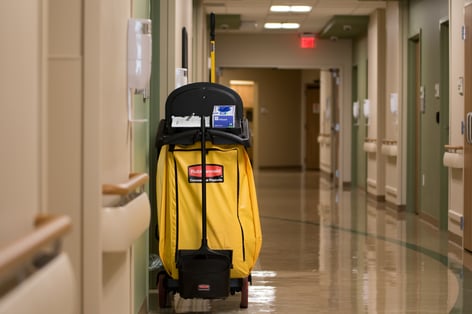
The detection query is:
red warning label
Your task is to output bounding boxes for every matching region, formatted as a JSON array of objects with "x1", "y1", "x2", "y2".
[
  {"x1": 188, "y1": 164, "x2": 224, "y2": 183},
  {"x1": 198, "y1": 284, "x2": 211, "y2": 292}
]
